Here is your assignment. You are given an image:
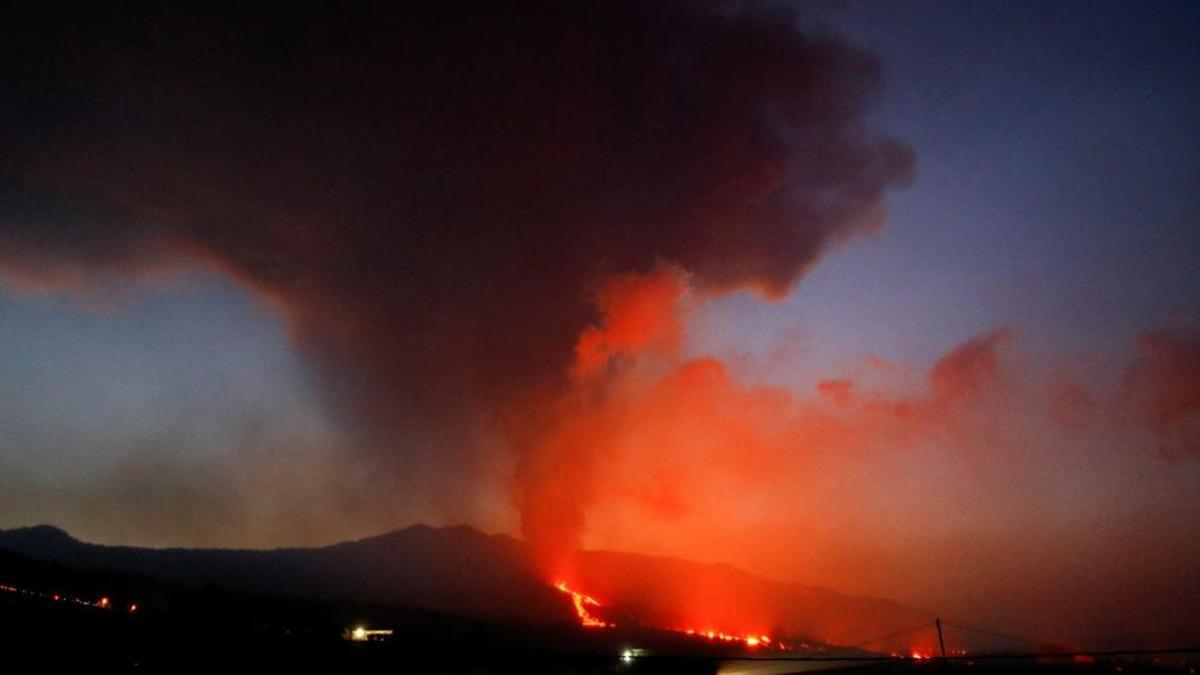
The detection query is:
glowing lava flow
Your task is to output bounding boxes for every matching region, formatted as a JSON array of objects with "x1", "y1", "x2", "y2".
[
  {"x1": 551, "y1": 581, "x2": 784, "y2": 649},
  {"x1": 676, "y1": 627, "x2": 780, "y2": 649},
  {"x1": 554, "y1": 581, "x2": 615, "y2": 628}
]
